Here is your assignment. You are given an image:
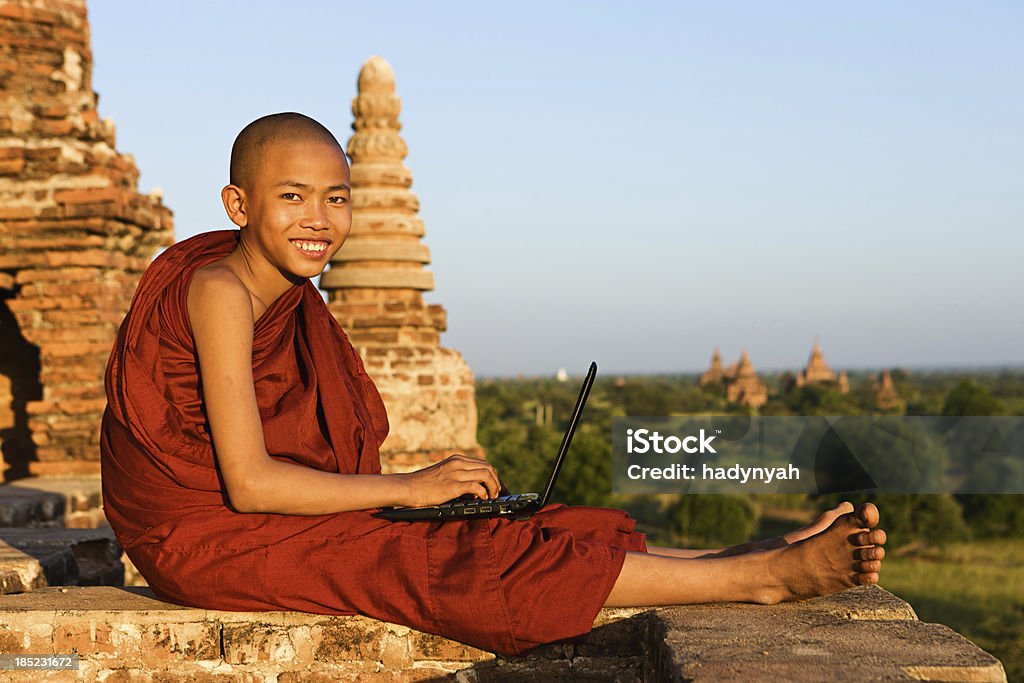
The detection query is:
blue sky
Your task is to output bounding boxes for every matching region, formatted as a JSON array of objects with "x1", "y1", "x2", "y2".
[{"x1": 88, "y1": 1, "x2": 1022, "y2": 376}]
